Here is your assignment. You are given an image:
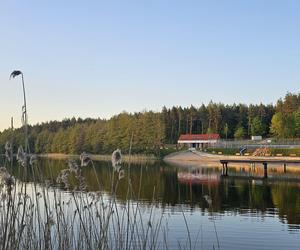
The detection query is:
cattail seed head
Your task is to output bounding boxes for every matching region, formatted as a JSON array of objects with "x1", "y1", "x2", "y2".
[
  {"x1": 80, "y1": 152, "x2": 91, "y2": 167},
  {"x1": 112, "y1": 149, "x2": 122, "y2": 171}
]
